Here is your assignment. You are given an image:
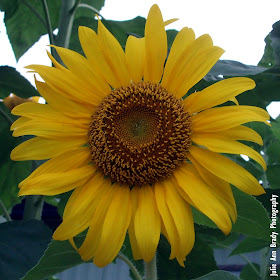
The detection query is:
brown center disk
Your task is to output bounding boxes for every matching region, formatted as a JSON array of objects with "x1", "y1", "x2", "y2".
[{"x1": 88, "y1": 82, "x2": 192, "y2": 186}]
